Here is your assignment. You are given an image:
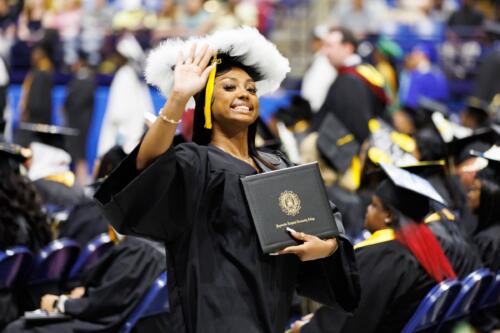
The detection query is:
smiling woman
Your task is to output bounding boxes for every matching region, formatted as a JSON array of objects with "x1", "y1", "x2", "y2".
[{"x1": 94, "y1": 27, "x2": 360, "y2": 333}]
